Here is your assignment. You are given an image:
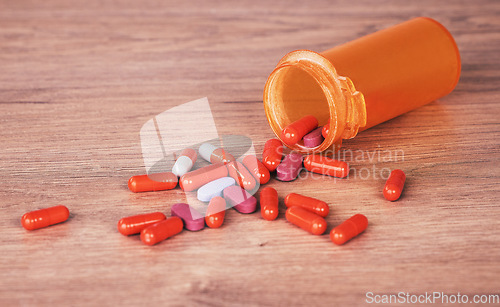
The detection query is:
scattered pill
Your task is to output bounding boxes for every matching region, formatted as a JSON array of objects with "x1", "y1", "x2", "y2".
[
  {"x1": 179, "y1": 162, "x2": 228, "y2": 192},
  {"x1": 281, "y1": 115, "x2": 318, "y2": 146},
  {"x1": 128, "y1": 172, "x2": 178, "y2": 193},
  {"x1": 197, "y1": 177, "x2": 236, "y2": 202},
  {"x1": 199, "y1": 143, "x2": 235, "y2": 164},
  {"x1": 140, "y1": 216, "x2": 183, "y2": 246},
  {"x1": 322, "y1": 119, "x2": 330, "y2": 139},
  {"x1": 172, "y1": 148, "x2": 197, "y2": 177},
  {"x1": 262, "y1": 138, "x2": 284, "y2": 171},
  {"x1": 226, "y1": 161, "x2": 257, "y2": 191},
  {"x1": 260, "y1": 187, "x2": 279, "y2": 221},
  {"x1": 21, "y1": 205, "x2": 70, "y2": 230},
  {"x1": 242, "y1": 155, "x2": 271, "y2": 185},
  {"x1": 284, "y1": 193, "x2": 329, "y2": 217},
  {"x1": 285, "y1": 206, "x2": 327, "y2": 235},
  {"x1": 117, "y1": 212, "x2": 166, "y2": 236},
  {"x1": 383, "y1": 169, "x2": 406, "y2": 201},
  {"x1": 223, "y1": 185, "x2": 257, "y2": 214},
  {"x1": 303, "y1": 154, "x2": 349, "y2": 178},
  {"x1": 205, "y1": 196, "x2": 226, "y2": 228},
  {"x1": 303, "y1": 127, "x2": 324, "y2": 148},
  {"x1": 171, "y1": 203, "x2": 205, "y2": 231},
  {"x1": 276, "y1": 152, "x2": 303, "y2": 181},
  {"x1": 330, "y1": 214, "x2": 368, "y2": 245}
]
